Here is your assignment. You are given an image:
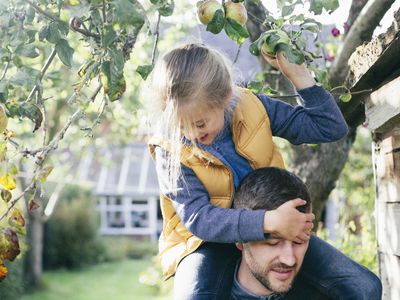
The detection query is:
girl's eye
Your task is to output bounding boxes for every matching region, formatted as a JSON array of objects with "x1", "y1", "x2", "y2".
[{"x1": 196, "y1": 122, "x2": 206, "y2": 129}]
